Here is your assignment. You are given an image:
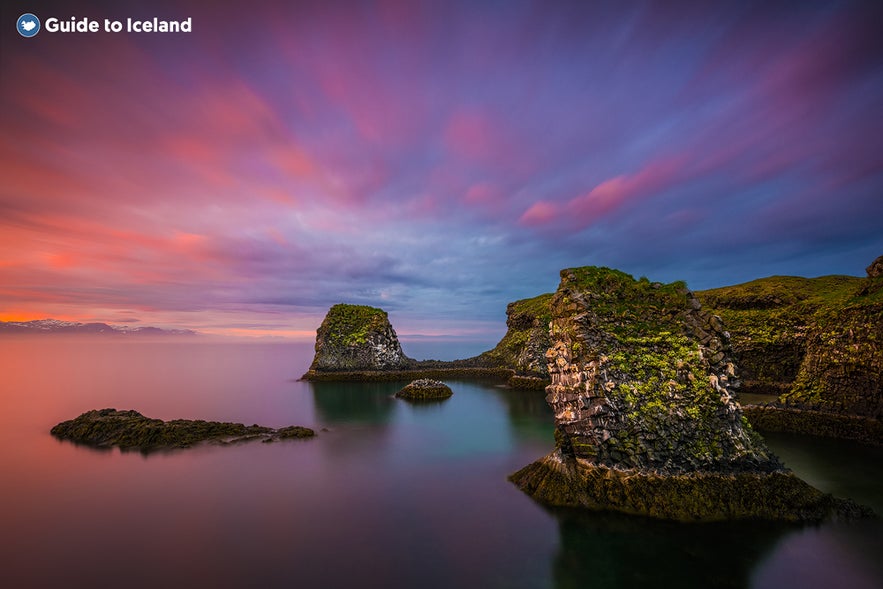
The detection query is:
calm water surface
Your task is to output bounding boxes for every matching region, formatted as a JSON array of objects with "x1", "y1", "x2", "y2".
[{"x1": 0, "y1": 340, "x2": 880, "y2": 588}]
